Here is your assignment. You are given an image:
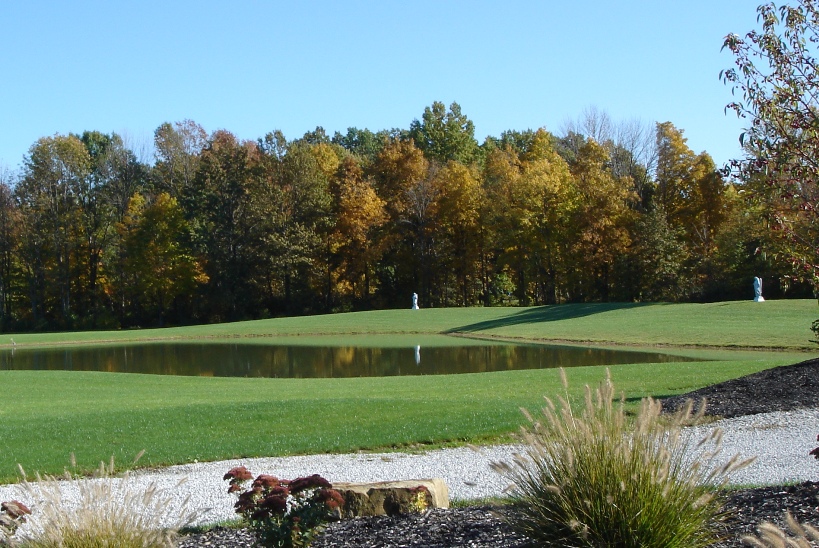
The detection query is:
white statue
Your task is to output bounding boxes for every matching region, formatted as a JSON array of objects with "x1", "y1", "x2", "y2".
[
  {"x1": 412, "y1": 293, "x2": 419, "y2": 310},
  {"x1": 753, "y1": 277, "x2": 765, "y2": 302}
]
